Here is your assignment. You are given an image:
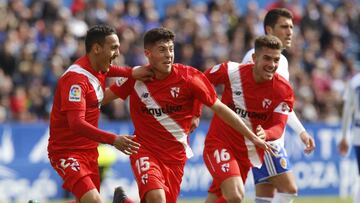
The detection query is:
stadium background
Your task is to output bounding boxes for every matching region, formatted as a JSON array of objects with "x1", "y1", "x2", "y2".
[{"x1": 0, "y1": 0, "x2": 359, "y2": 202}]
